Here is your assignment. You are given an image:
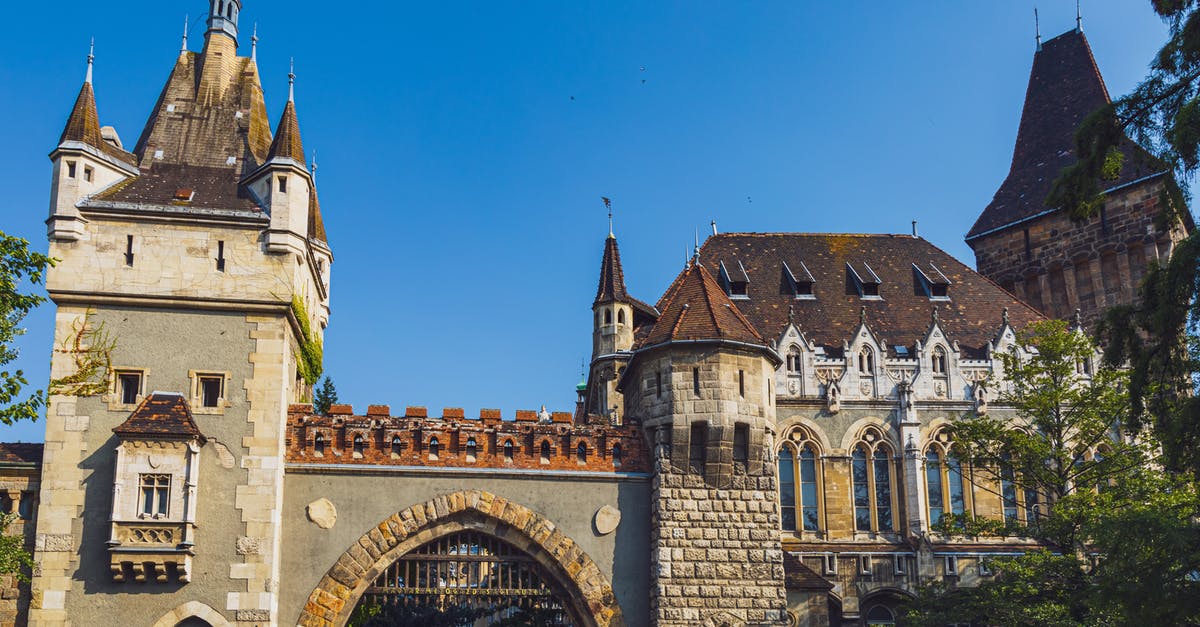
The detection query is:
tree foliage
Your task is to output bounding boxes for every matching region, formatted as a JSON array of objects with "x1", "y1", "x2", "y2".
[
  {"x1": 0, "y1": 512, "x2": 33, "y2": 582},
  {"x1": 313, "y1": 376, "x2": 338, "y2": 416},
  {"x1": 0, "y1": 231, "x2": 53, "y2": 425}
]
